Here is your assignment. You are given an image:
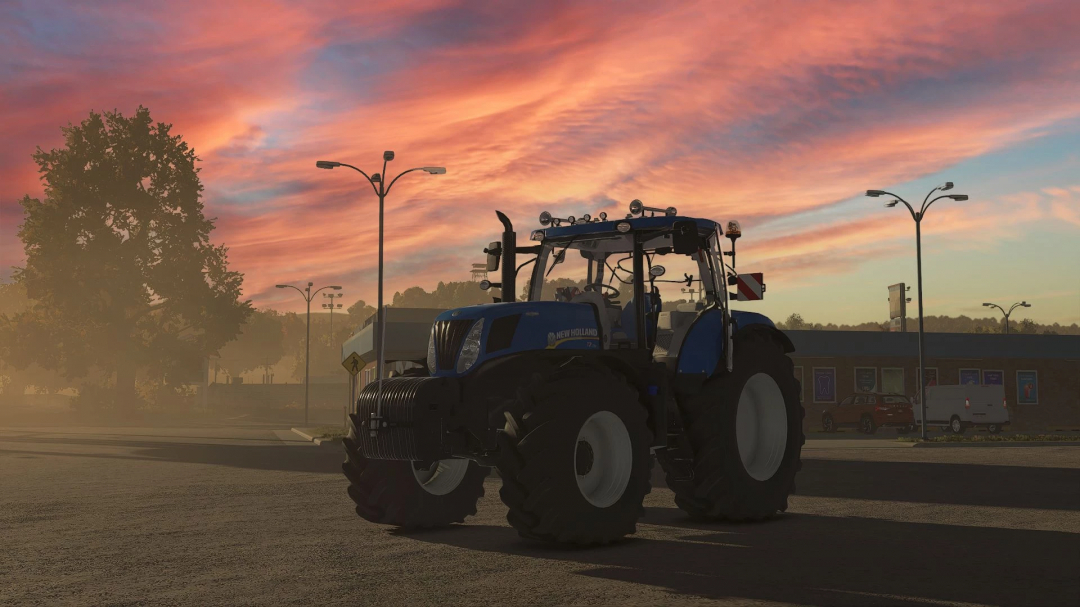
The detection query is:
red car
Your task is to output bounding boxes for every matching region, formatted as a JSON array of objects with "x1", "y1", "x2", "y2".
[{"x1": 821, "y1": 392, "x2": 916, "y2": 434}]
